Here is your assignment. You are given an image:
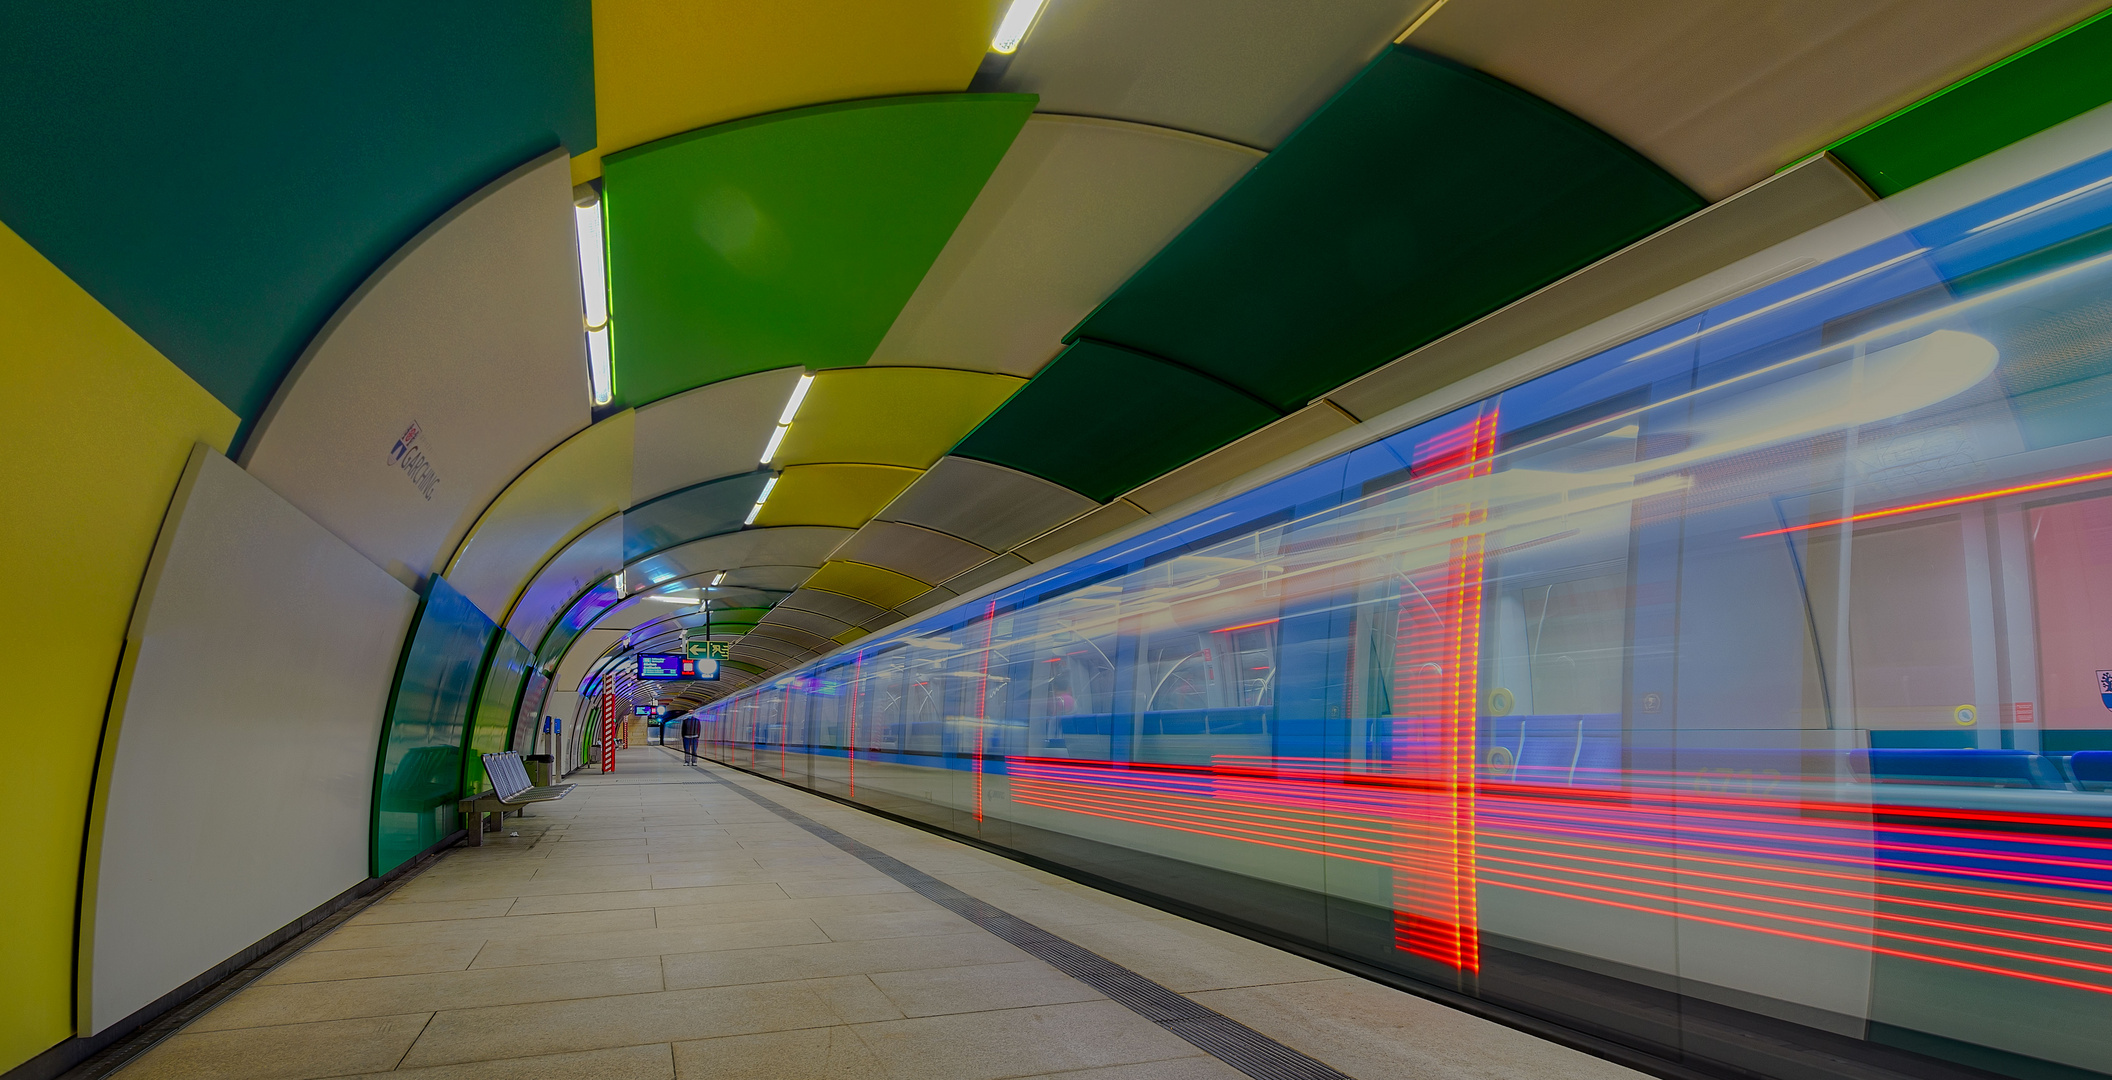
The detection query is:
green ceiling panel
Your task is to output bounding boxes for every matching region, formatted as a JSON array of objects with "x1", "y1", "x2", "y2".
[
  {"x1": 603, "y1": 94, "x2": 1036, "y2": 408},
  {"x1": 1069, "y1": 46, "x2": 1701, "y2": 413},
  {"x1": 952, "y1": 340, "x2": 1279, "y2": 503},
  {"x1": 0, "y1": 1, "x2": 595, "y2": 435},
  {"x1": 1828, "y1": 9, "x2": 2112, "y2": 197}
]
